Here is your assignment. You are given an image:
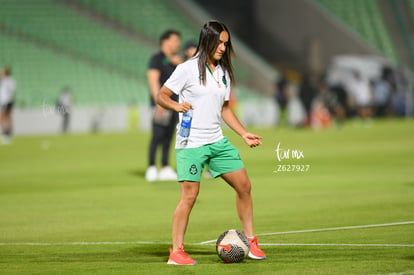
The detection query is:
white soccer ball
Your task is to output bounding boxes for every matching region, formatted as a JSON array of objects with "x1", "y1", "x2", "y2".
[{"x1": 216, "y1": 229, "x2": 250, "y2": 263}]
